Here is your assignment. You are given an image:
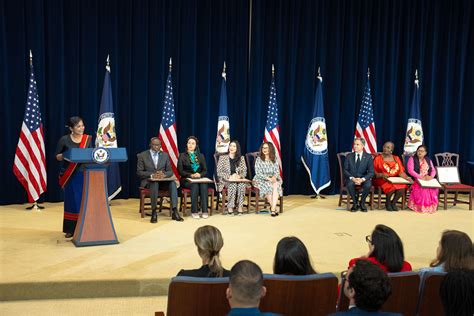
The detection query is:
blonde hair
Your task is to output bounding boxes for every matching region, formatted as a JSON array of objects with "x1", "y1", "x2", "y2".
[{"x1": 194, "y1": 225, "x2": 225, "y2": 277}]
